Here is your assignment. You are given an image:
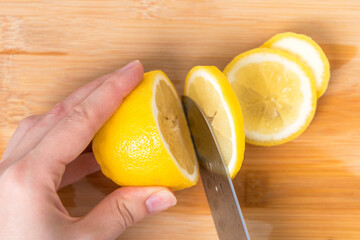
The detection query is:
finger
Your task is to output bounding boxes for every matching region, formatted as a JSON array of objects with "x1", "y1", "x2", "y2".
[
  {"x1": 5, "y1": 61, "x2": 138, "y2": 163},
  {"x1": 58, "y1": 152, "x2": 100, "y2": 189},
  {"x1": 3, "y1": 69, "x2": 116, "y2": 162},
  {"x1": 28, "y1": 61, "x2": 144, "y2": 187},
  {"x1": 1, "y1": 114, "x2": 42, "y2": 161},
  {"x1": 70, "y1": 187, "x2": 177, "y2": 240}
]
